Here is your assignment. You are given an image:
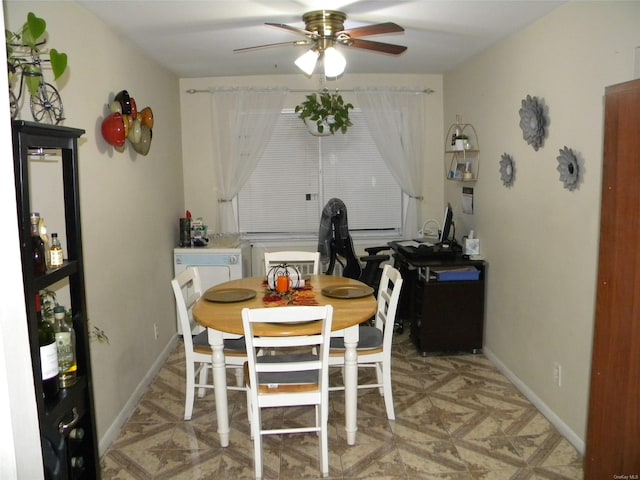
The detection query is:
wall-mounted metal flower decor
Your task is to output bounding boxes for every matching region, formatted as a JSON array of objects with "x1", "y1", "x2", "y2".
[
  {"x1": 519, "y1": 94, "x2": 547, "y2": 151},
  {"x1": 499, "y1": 153, "x2": 515, "y2": 187},
  {"x1": 556, "y1": 146, "x2": 580, "y2": 191}
]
